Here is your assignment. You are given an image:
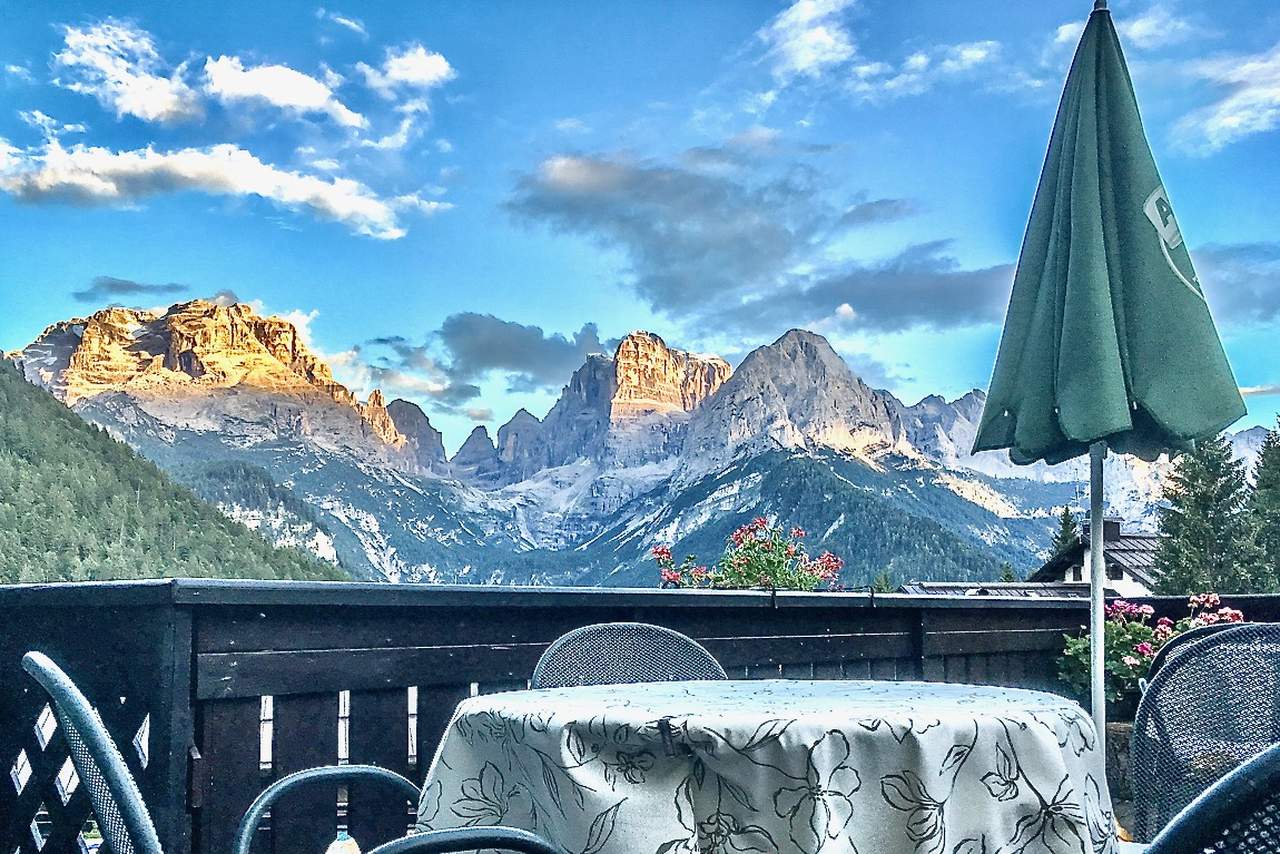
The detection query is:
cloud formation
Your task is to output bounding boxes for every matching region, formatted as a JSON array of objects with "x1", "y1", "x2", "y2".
[
  {"x1": 0, "y1": 139, "x2": 447, "y2": 239},
  {"x1": 721, "y1": 241, "x2": 1014, "y2": 335},
  {"x1": 757, "y1": 0, "x2": 857, "y2": 84},
  {"x1": 1176, "y1": 41, "x2": 1280, "y2": 153},
  {"x1": 72, "y1": 275, "x2": 186, "y2": 303},
  {"x1": 437, "y1": 313, "x2": 604, "y2": 390},
  {"x1": 203, "y1": 55, "x2": 366, "y2": 128},
  {"x1": 1195, "y1": 242, "x2": 1280, "y2": 326},
  {"x1": 316, "y1": 8, "x2": 367, "y2": 38},
  {"x1": 509, "y1": 151, "x2": 933, "y2": 332},
  {"x1": 850, "y1": 41, "x2": 1001, "y2": 101},
  {"x1": 357, "y1": 43, "x2": 455, "y2": 100},
  {"x1": 53, "y1": 20, "x2": 201, "y2": 124}
]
